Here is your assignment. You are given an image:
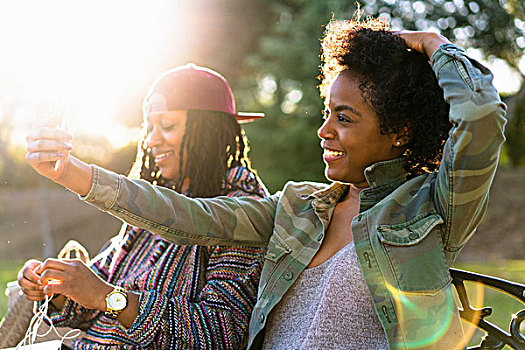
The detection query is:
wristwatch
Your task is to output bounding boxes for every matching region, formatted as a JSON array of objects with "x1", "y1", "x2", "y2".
[{"x1": 105, "y1": 286, "x2": 127, "y2": 318}]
